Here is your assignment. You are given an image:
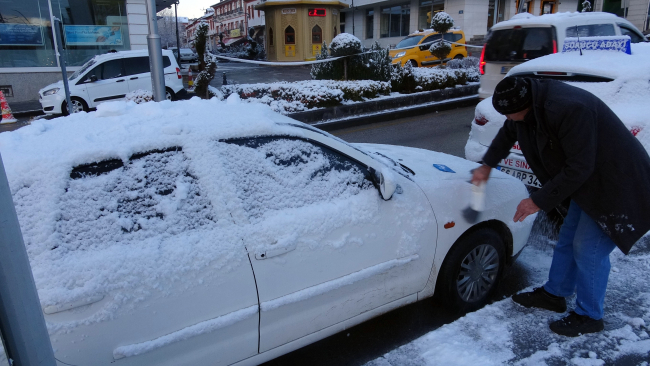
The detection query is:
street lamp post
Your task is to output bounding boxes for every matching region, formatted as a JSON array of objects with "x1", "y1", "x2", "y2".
[{"x1": 145, "y1": 0, "x2": 167, "y2": 102}]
